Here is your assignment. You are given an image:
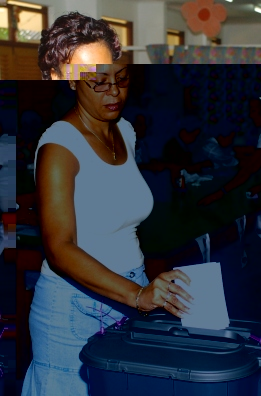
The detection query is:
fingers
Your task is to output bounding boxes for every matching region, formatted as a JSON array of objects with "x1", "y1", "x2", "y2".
[
  {"x1": 166, "y1": 269, "x2": 191, "y2": 287},
  {"x1": 169, "y1": 282, "x2": 193, "y2": 305},
  {"x1": 163, "y1": 301, "x2": 186, "y2": 319},
  {"x1": 157, "y1": 269, "x2": 193, "y2": 302},
  {"x1": 162, "y1": 287, "x2": 192, "y2": 319},
  {"x1": 140, "y1": 269, "x2": 194, "y2": 318},
  {"x1": 167, "y1": 292, "x2": 191, "y2": 315},
  {"x1": 156, "y1": 270, "x2": 194, "y2": 318}
]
